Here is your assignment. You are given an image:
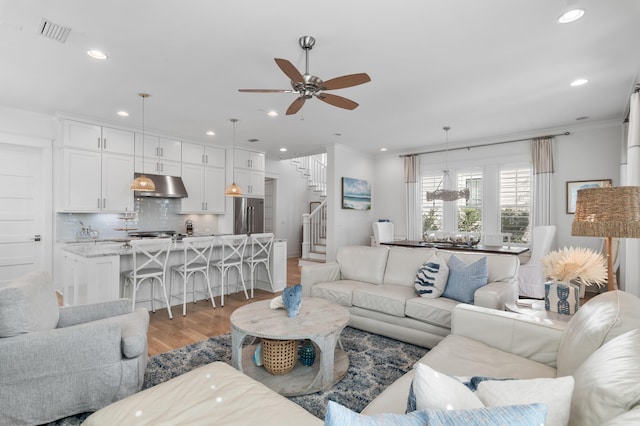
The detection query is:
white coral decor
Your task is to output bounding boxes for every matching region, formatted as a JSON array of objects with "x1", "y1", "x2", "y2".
[{"x1": 542, "y1": 247, "x2": 607, "y2": 286}]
